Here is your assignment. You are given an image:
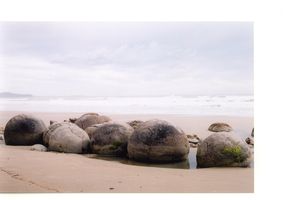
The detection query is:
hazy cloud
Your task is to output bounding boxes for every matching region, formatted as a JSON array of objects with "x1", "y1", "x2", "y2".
[{"x1": 0, "y1": 22, "x2": 253, "y2": 96}]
